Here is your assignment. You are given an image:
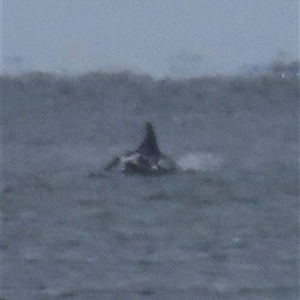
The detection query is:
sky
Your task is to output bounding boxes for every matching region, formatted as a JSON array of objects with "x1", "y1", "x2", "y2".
[{"x1": 2, "y1": 0, "x2": 299, "y2": 77}]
